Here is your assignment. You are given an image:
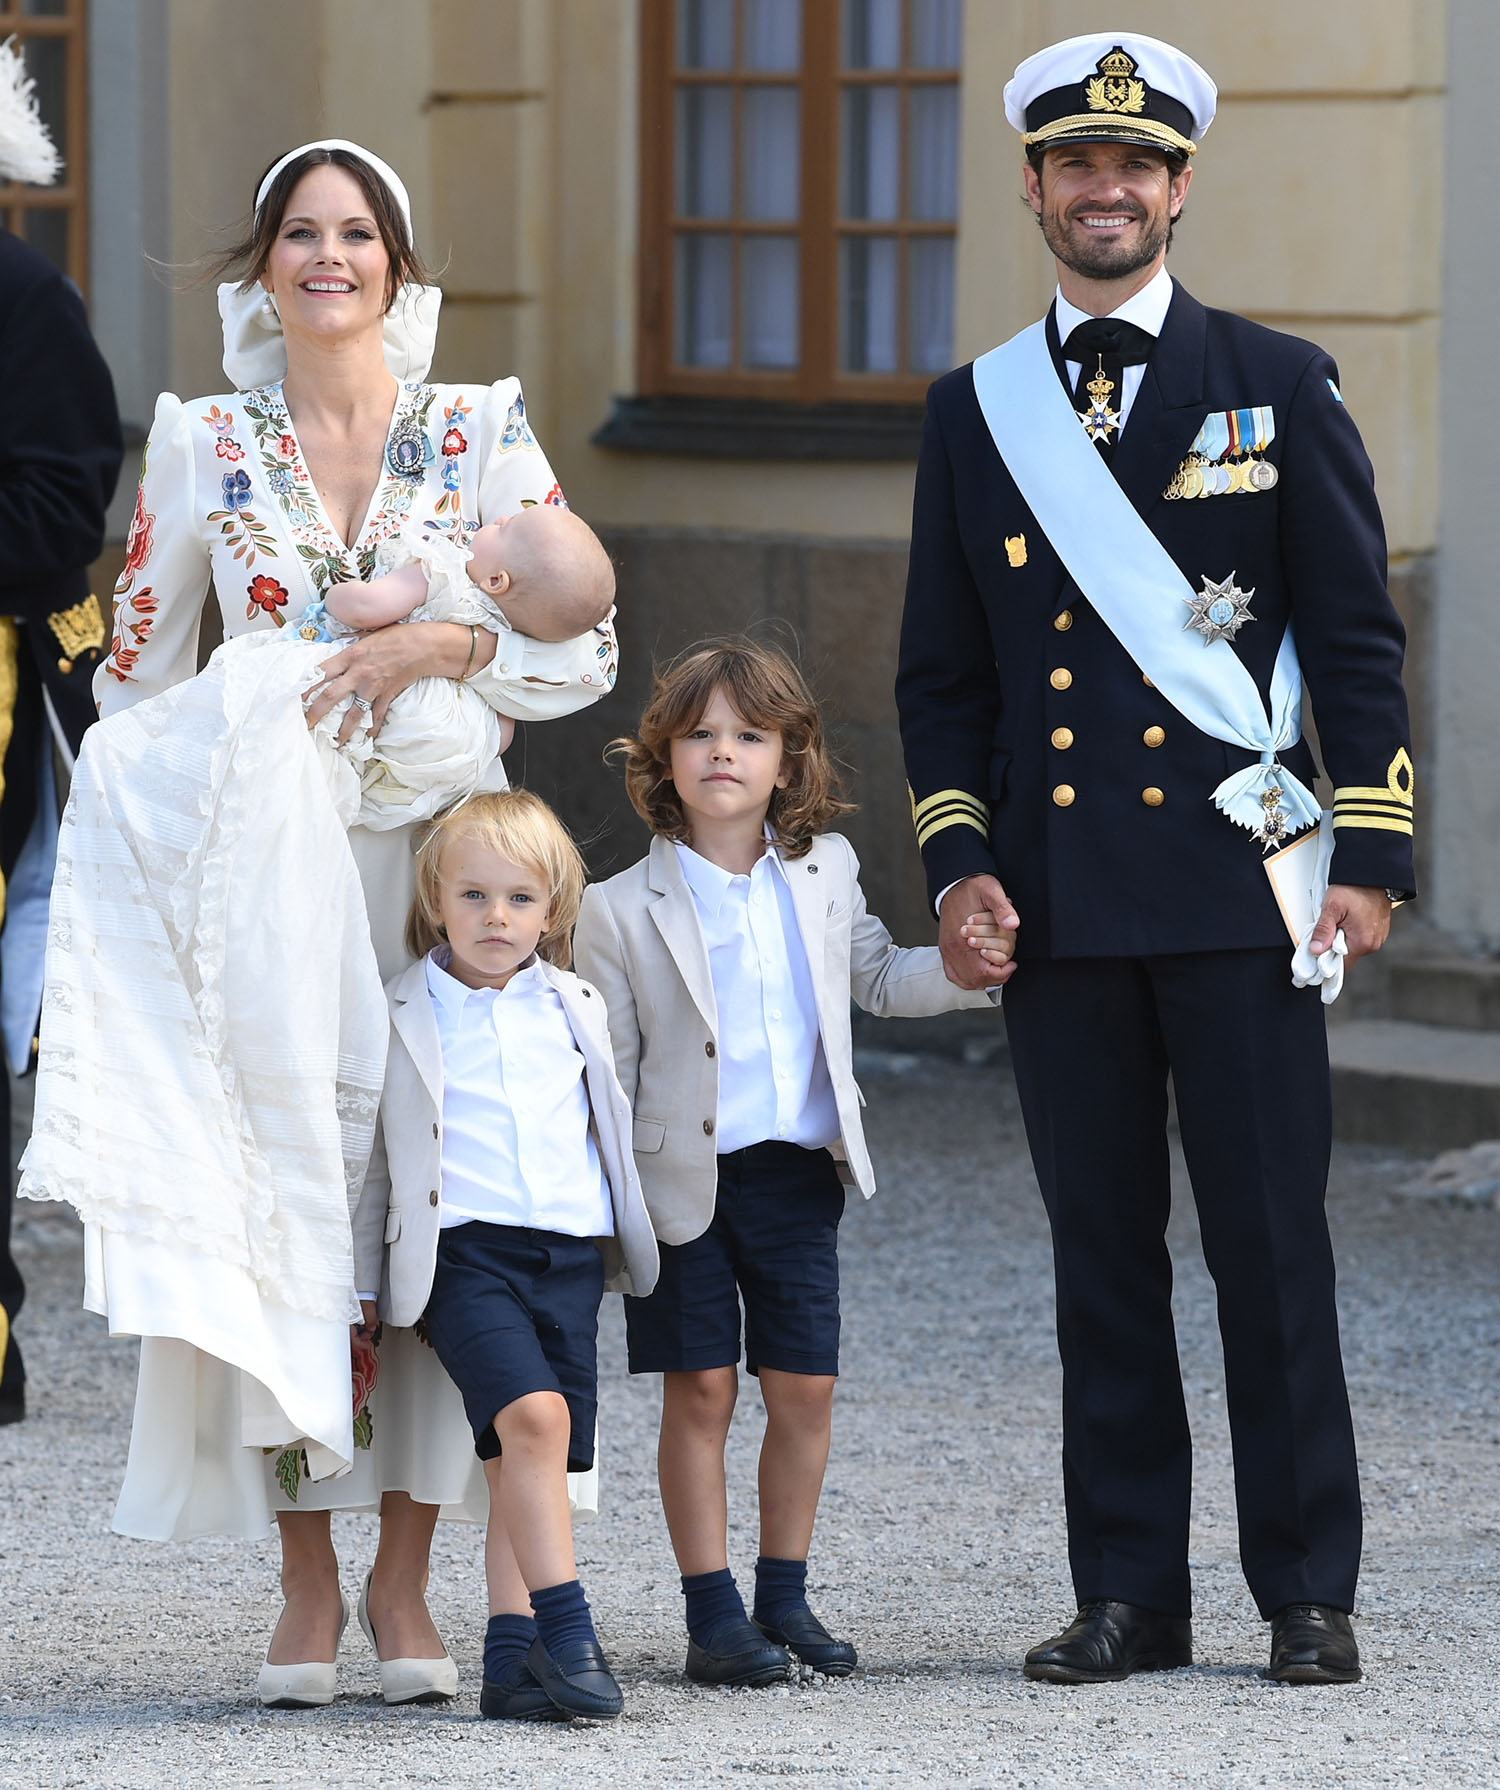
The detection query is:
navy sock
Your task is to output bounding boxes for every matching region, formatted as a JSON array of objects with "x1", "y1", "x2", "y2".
[
  {"x1": 753, "y1": 1555, "x2": 809, "y2": 1626},
  {"x1": 682, "y1": 1567, "x2": 747, "y2": 1647},
  {"x1": 530, "y1": 1578, "x2": 599, "y2": 1658},
  {"x1": 484, "y1": 1612, "x2": 537, "y2": 1682}
]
